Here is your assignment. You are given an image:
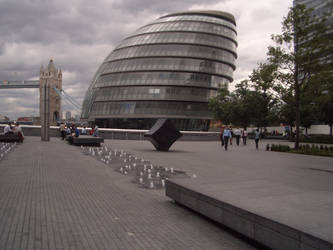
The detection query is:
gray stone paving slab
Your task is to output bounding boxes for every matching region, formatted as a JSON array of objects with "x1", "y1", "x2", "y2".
[
  {"x1": 106, "y1": 139, "x2": 333, "y2": 249},
  {"x1": 0, "y1": 137, "x2": 256, "y2": 250}
]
